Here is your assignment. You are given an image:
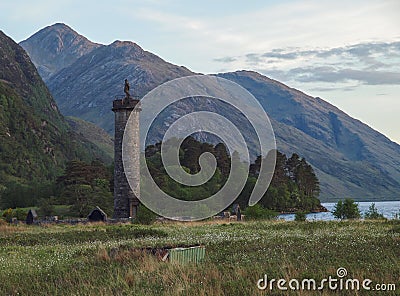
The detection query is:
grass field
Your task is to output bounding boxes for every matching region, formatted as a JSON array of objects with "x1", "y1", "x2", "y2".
[{"x1": 0, "y1": 219, "x2": 399, "y2": 295}]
